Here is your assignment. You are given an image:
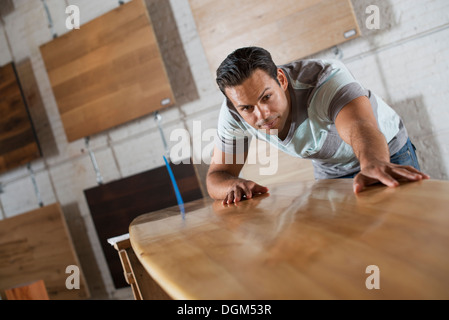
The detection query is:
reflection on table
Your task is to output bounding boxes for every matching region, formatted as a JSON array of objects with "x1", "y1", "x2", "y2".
[{"x1": 130, "y1": 179, "x2": 449, "y2": 299}]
